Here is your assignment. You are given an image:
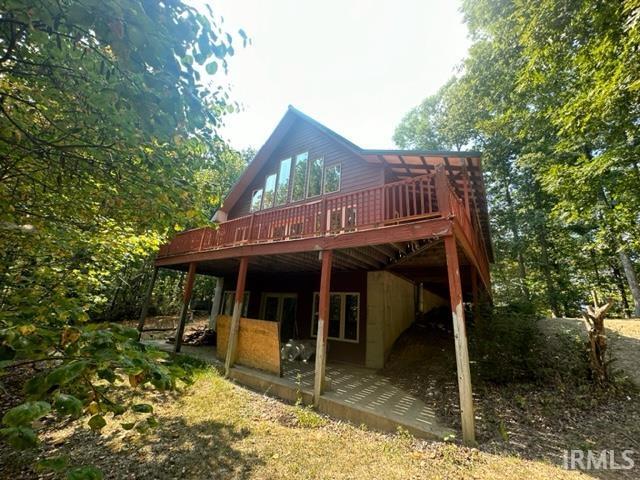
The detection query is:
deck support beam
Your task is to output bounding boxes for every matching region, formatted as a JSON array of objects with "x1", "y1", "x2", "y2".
[
  {"x1": 209, "y1": 277, "x2": 224, "y2": 330},
  {"x1": 339, "y1": 249, "x2": 382, "y2": 269},
  {"x1": 444, "y1": 236, "x2": 475, "y2": 444},
  {"x1": 313, "y1": 250, "x2": 333, "y2": 407},
  {"x1": 225, "y1": 257, "x2": 249, "y2": 376},
  {"x1": 136, "y1": 266, "x2": 158, "y2": 340},
  {"x1": 369, "y1": 244, "x2": 397, "y2": 259},
  {"x1": 174, "y1": 262, "x2": 197, "y2": 353}
]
